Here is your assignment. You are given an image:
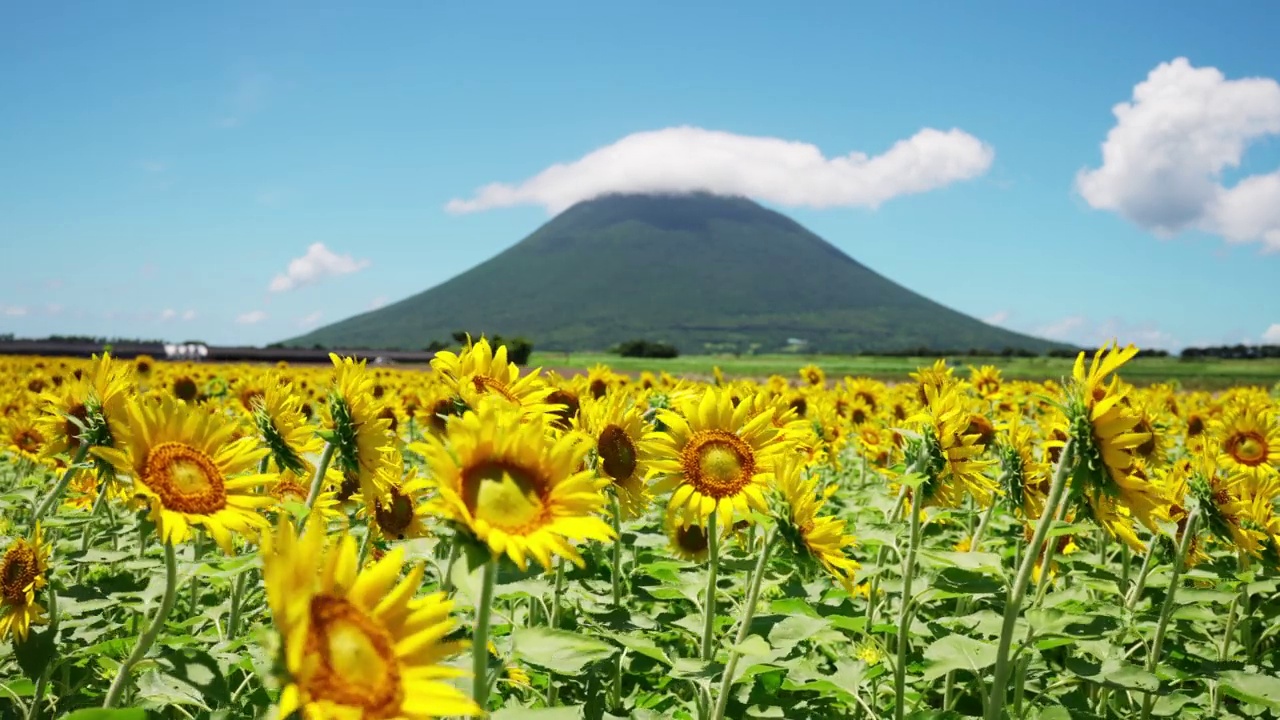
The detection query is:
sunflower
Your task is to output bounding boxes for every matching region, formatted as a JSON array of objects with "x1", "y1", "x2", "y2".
[
  {"x1": 93, "y1": 395, "x2": 275, "y2": 552},
  {"x1": 575, "y1": 392, "x2": 656, "y2": 519},
  {"x1": 0, "y1": 525, "x2": 49, "y2": 643},
  {"x1": 799, "y1": 364, "x2": 826, "y2": 388},
  {"x1": 910, "y1": 359, "x2": 956, "y2": 405},
  {"x1": 270, "y1": 469, "x2": 343, "y2": 525},
  {"x1": 1178, "y1": 452, "x2": 1278, "y2": 564},
  {"x1": 323, "y1": 355, "x2": 397, "y2": 503},
  {"x1": 1064, "y1": 344, "x2": 1171, "y2": 540},
  {"x1": 260, "y1": 517, "x2": 481, "y2": 719},
  {"x1": 254, "y1": 375, "x2": 322, "y2": 476},
  {"x1": 907, "y1": 384, "x2": 998, "y2": 508},
  {"x1": 3, "y1": 413, "x2": 48, "y2": 464},
  {"x1": 414, "y1": 399, "x2": 614, "y2": 571},
  {"x1": 359, "y1": 450, "x2": 433, "y2": 541},
  {"x1": 36, "y1": 352, "x2": 131, "y2": 463},
  {"x1": 969, "y1": 365, "x2": 1003, "y2": 398},
  {"x1": 775, "y1": 453, "x2": 859, "y2": 592},
  {"x1": 664, "y1": 511, "x2": 711, "y2": 563},
  {"x1": 1211, "y1": 401, "x2": 1280, "y2": 484},
  {"x1": 998, "y1": 417, "x2": 1050, "y2": 520},
  {"x1": 431, "y1": 337, "x2": 561, "y2": 419},
  {"x1": 648, "y1": 387, "x2": 790, "y2": 529}
]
